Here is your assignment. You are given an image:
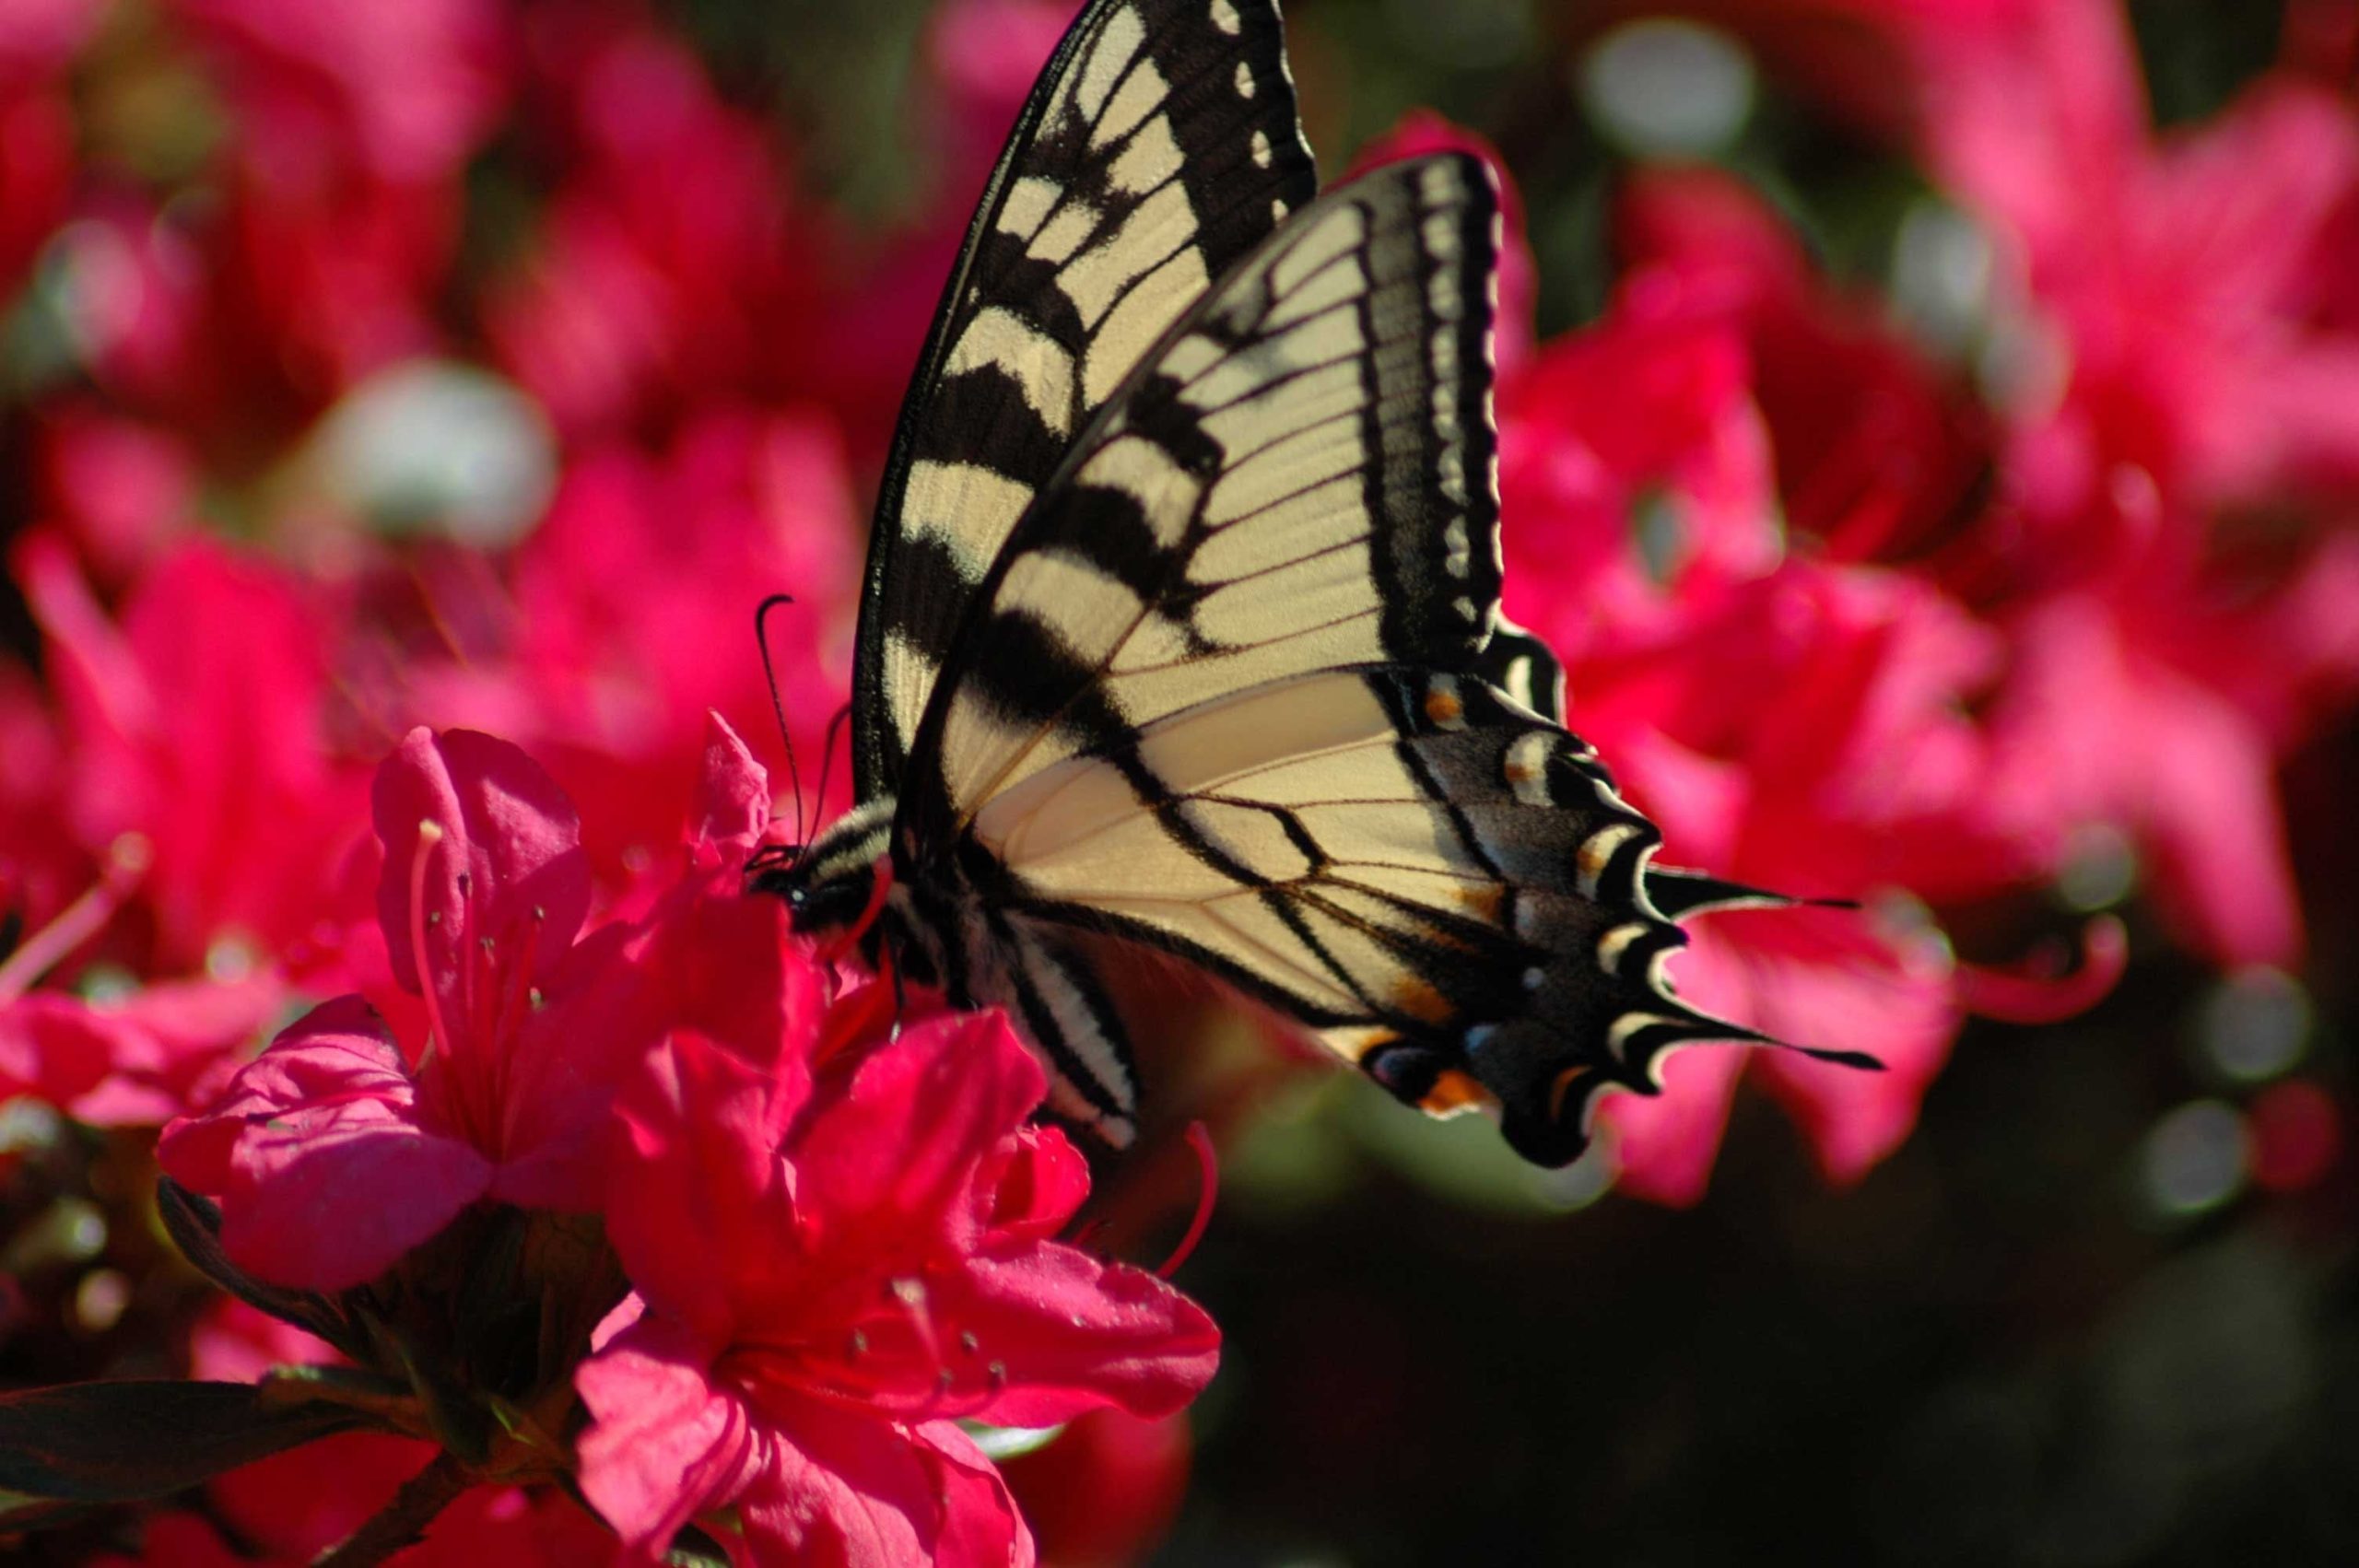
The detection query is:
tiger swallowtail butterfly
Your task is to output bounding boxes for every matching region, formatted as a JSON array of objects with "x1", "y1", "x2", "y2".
[{"x1": 755, "y1": 0, "x2": 1874, "y2": 1166}]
